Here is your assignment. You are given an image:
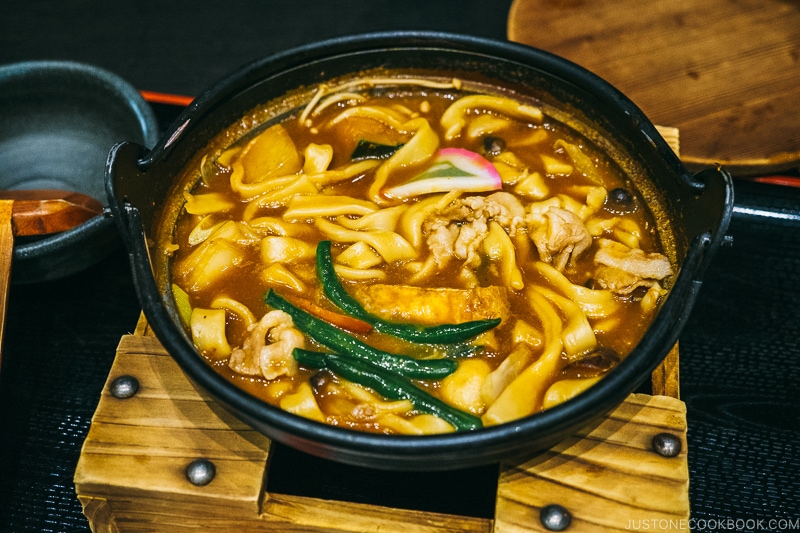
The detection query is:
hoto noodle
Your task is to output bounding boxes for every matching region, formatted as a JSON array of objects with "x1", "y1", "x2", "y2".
[{"x1": 167, "y1": 76, "x2": 674, "y2": 435}]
